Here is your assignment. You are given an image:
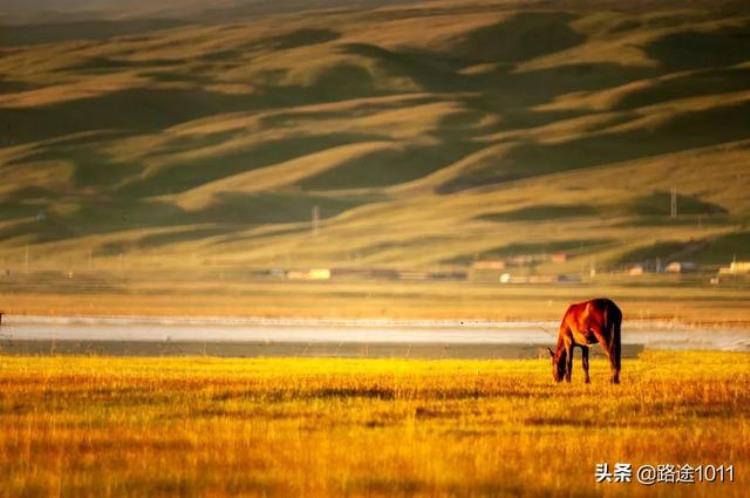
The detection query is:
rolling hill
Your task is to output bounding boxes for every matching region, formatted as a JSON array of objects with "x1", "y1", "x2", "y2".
[{"x1": 1, "y1": 0, "x2": 750, "y2": 318}]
